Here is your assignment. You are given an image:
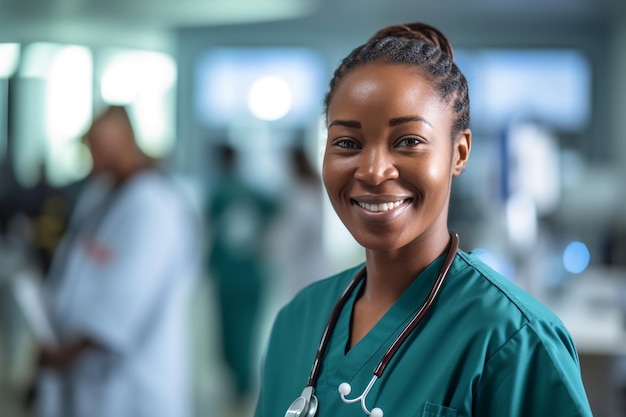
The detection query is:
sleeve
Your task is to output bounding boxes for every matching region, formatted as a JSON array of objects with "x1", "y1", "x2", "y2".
[
  {"x1": 474, "y1": 320, "x2": 593, "y2": 417},
  {"x1": 71, "y1": 184, "x2": 188, "y2": 353},
  {"x1": 254, "y1": 307, "x2": 285, "y2": 417},
  {"x1": 254, "y1": 305, "x2": 307, "y2": 417}
]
